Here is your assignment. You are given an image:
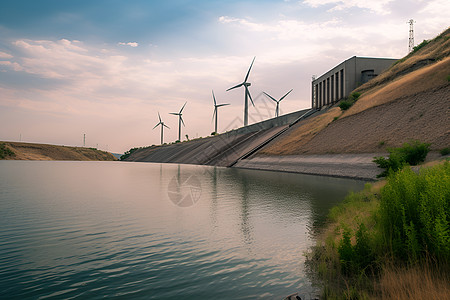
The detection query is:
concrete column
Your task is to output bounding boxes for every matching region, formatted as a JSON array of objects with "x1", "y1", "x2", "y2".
[
  {"x1": 322, "y1": 80, "x2": 326, "y2": 106},
  {"x1": 331, "y1": 75, "x2": 334, "y2": 103},
  {"x1": 318, "y1": 82, "x2": 322, "y2": 108},
  {"x1": 315, "y1": 84, "x2": 319, "y2": 108},
  {"x1": 326, "y1": 78, "x2": 330, "y2": 104},
  {"x1": 335, "y1": 71, "x2": 339, "y2": 100}
]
